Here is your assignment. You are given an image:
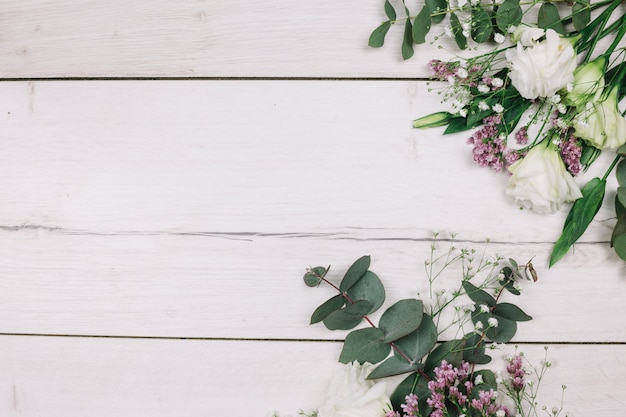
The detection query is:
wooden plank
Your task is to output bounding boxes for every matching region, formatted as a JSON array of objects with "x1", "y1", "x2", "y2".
[
  {"x1": 0, "y1": 233, "x2": 623, "y2": 341},
  {"x1": 0, "y1": 0, "x2": 449, "y2": 79},
  {"x1": 0, "y1": 81, "x2": 618, "y2": 243},
  {"x1": 0, "y1": 336, "x2": 623, "y2": 416}
]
